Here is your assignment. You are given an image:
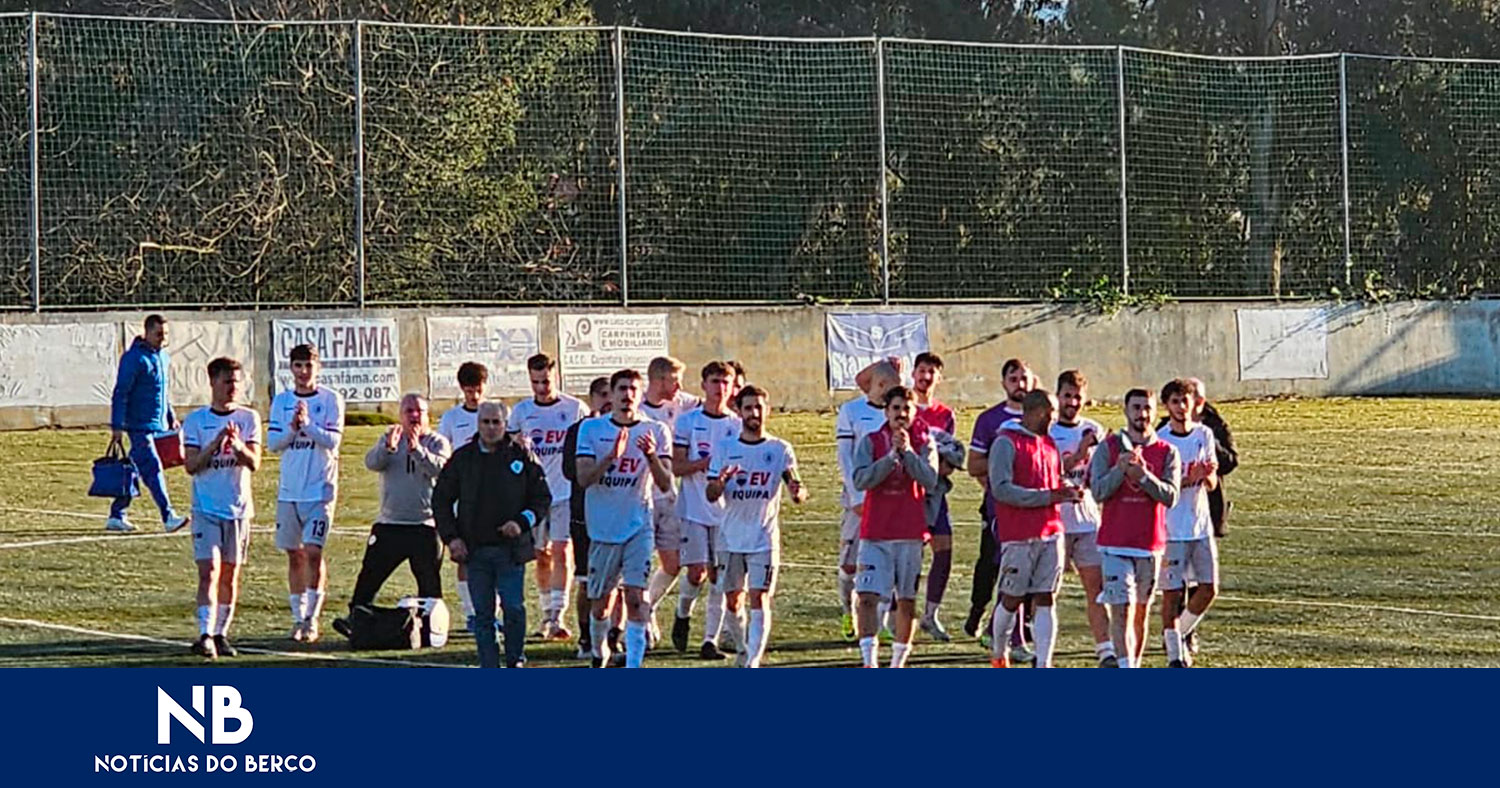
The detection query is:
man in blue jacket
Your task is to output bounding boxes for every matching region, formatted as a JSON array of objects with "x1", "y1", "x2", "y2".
[{"x1": 107, "y1": 314, "x2": 189, "y2": 534}]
